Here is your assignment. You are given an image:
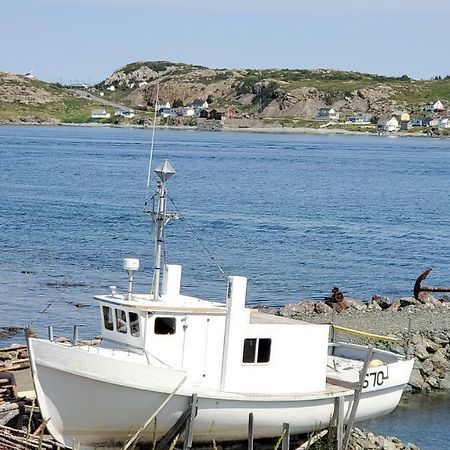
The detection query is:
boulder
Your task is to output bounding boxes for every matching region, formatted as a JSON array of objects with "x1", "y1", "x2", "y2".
[
  {"x1": 346, "y1": 298, "x2": 366, "y2": 311},
  {"x1": 314, "y1": 302, "x2": 333, "y2": 314},
  {"x1": 439, "y1": 372, "x2": 450, "y2": 390},
  {"x1": 370, "y1": 295, "x2": 391, "y2": 310},
  {"x1": 408, "y1": 368, "x2": 427, "y2": 390},
  {"x1": 399, "y1": 297, "x2": 420, "y2": 308}
]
